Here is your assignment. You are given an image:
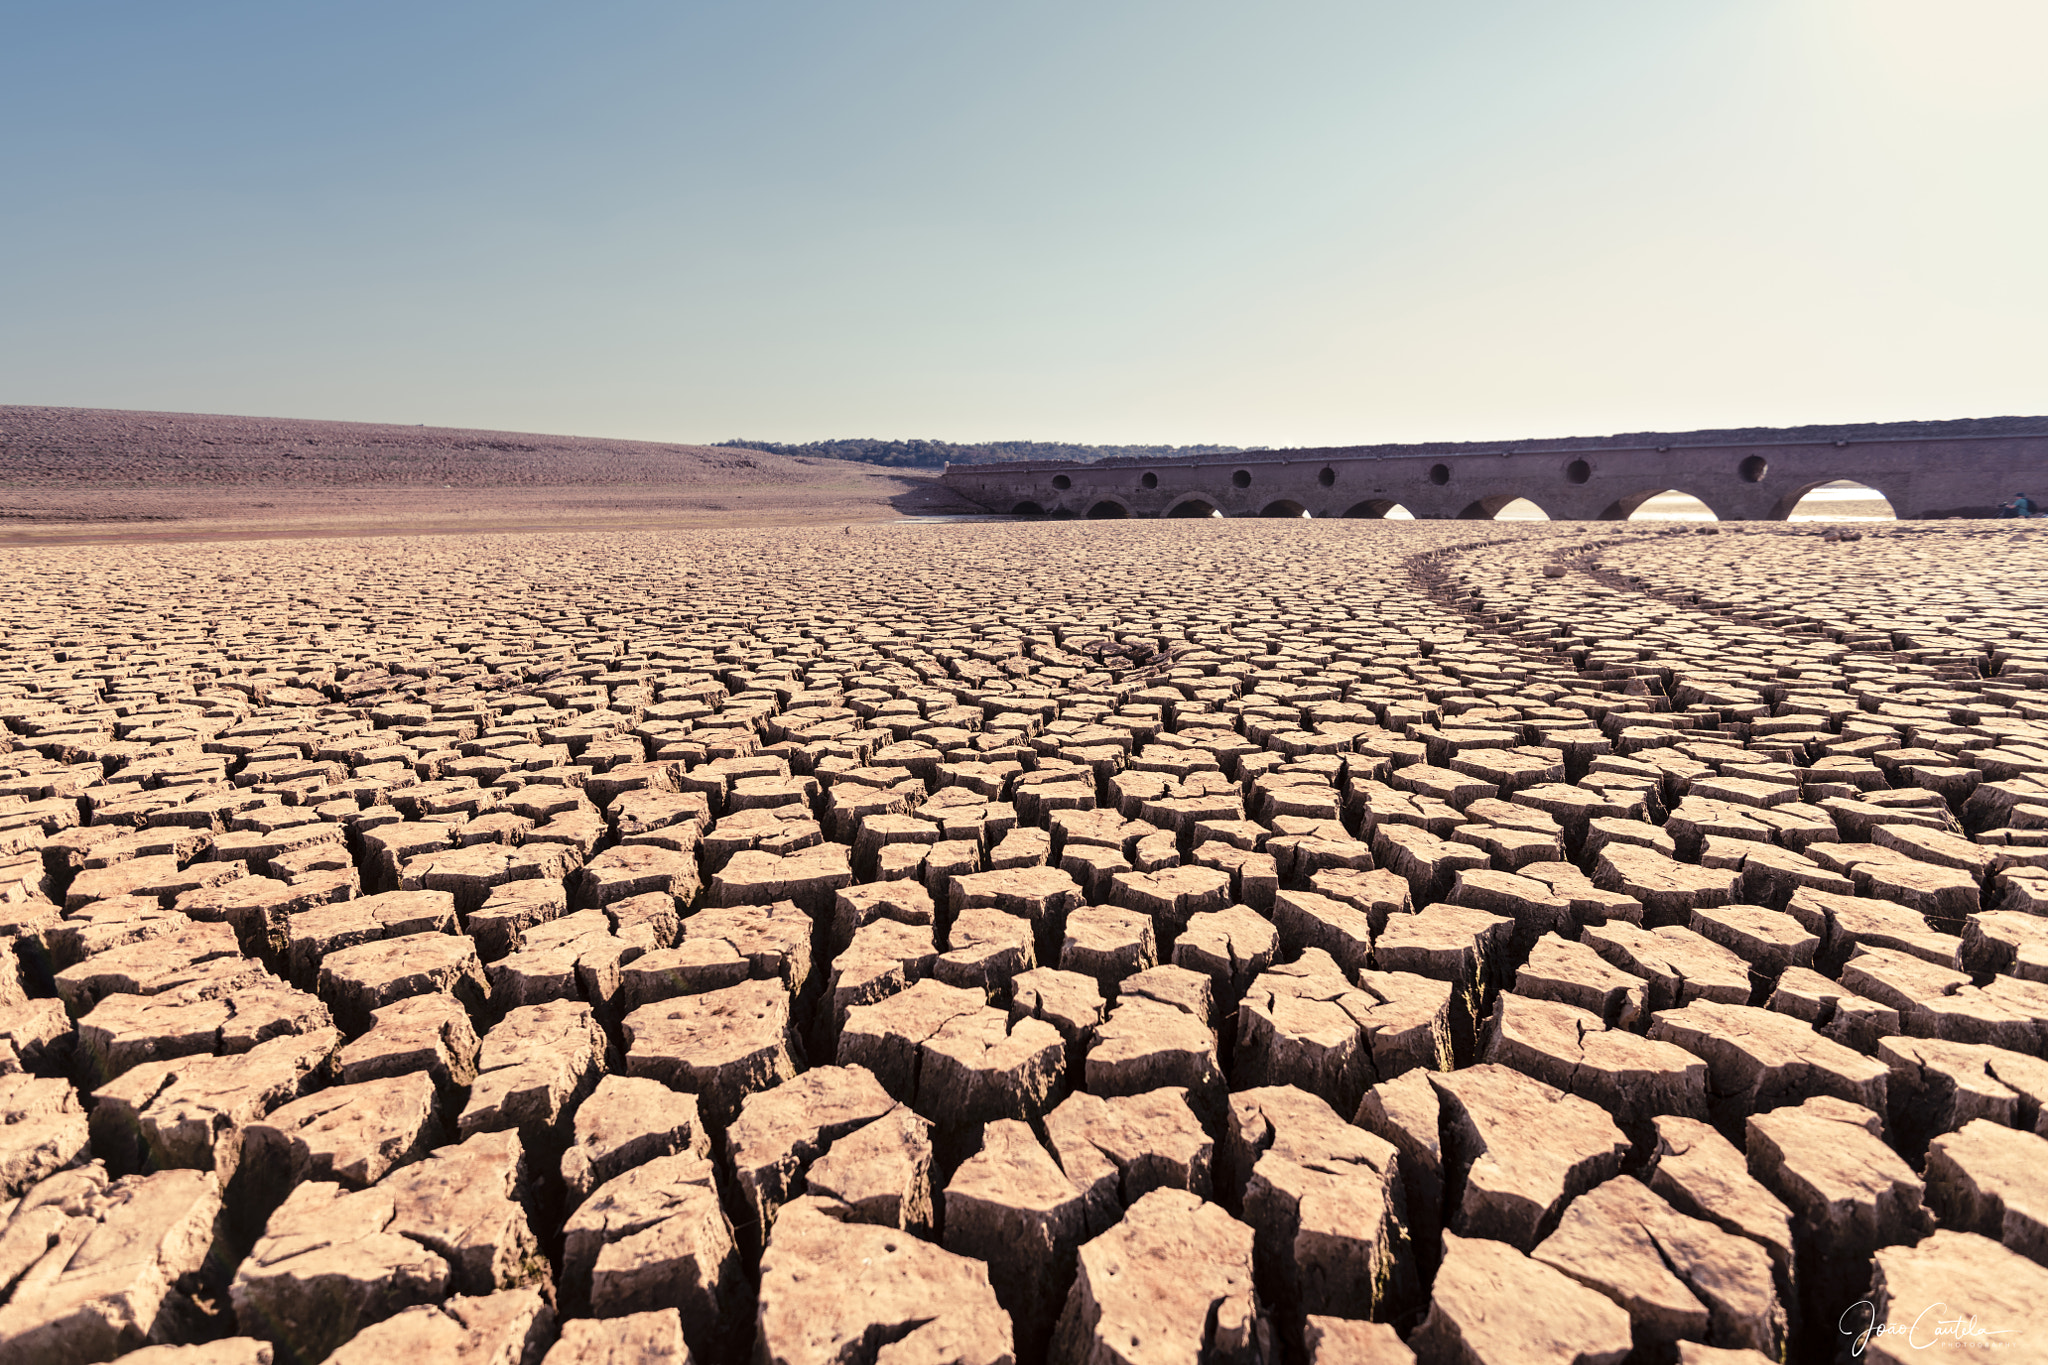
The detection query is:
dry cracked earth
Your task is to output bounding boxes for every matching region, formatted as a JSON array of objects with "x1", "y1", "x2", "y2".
[{"x1": 0, "y1": 517, "x2": 2045, "y2": 1365}]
